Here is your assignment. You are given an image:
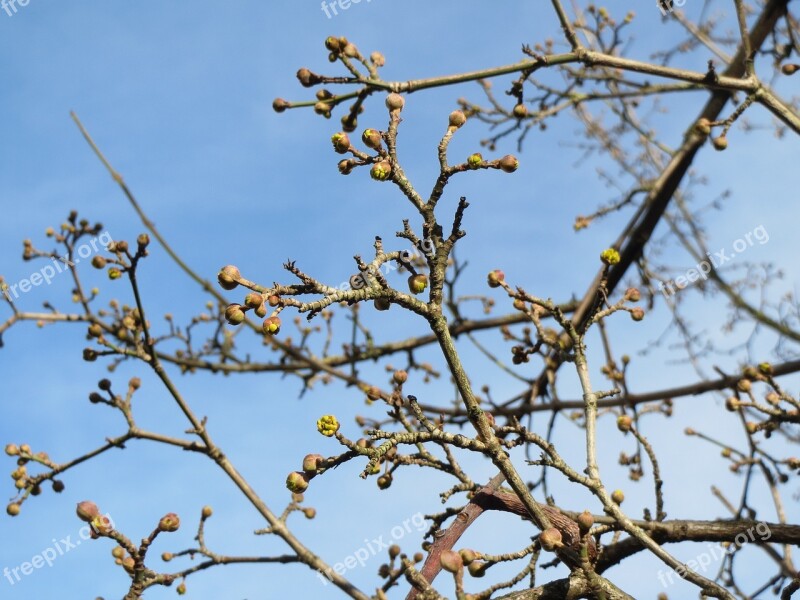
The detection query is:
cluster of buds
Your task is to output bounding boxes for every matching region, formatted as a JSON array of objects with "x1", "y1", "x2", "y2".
[
  {"x1": 5, "y1": 443, "x2": 64, "y2": 514},
  {"x1": 217, "y1": 265, "x2": 283, "y2": 336},
  {"x1": 285, "y1": 453, "x2": 327, "y2": 495},
  {"x1": 316, "y1": 415, "x2": 340, "y2": 437},
  {"x1": 465, "y1": 152, "x2": 518, "y2": 173}
]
